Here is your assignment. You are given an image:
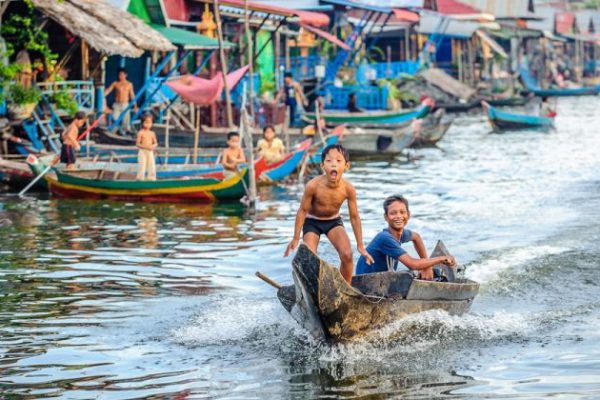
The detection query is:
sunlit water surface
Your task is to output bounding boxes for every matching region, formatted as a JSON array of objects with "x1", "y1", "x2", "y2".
[{"x1": 1, "y1": 97, "x2": 600, "y2": 399}]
